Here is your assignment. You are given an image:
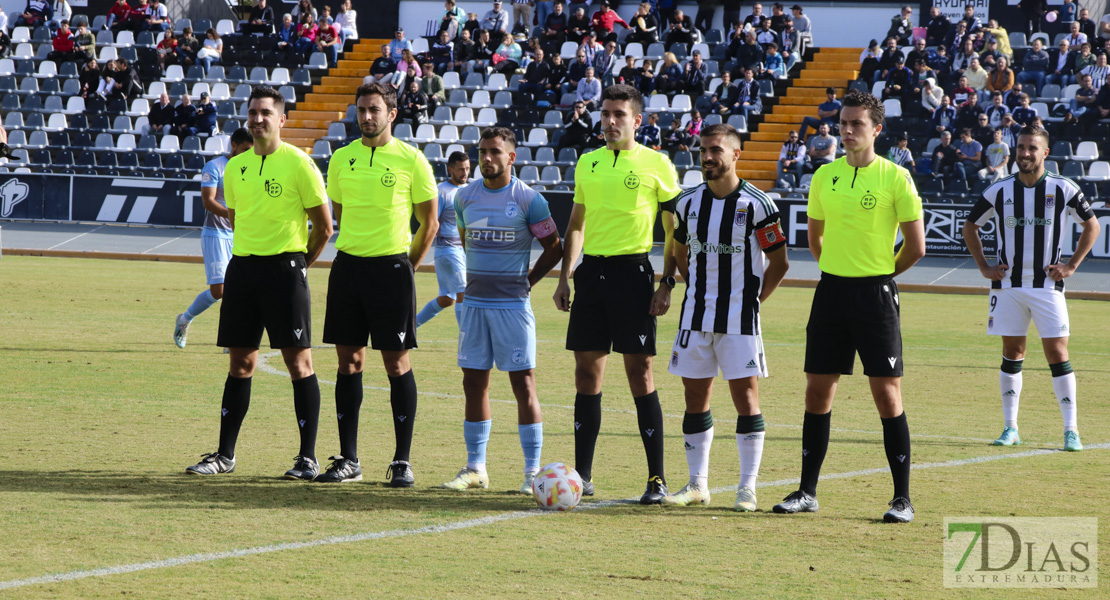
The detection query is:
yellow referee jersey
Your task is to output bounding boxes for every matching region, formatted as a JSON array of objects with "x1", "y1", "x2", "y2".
[
  {"x1": 327, "y1": 137, "x2": 438, "y2": 257},
  {"x1": 224, "y1": 142, "x2": 327, "y2": 256},
  {"x1": 807, "y1": 156, "x2": 923, "y2": 277},
  {"x1": 573, "y1": 144, "x2": 681, "y2": 256}
]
